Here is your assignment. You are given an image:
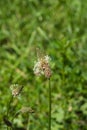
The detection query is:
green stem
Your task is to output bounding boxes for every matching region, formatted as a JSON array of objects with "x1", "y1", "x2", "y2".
[
  {"x1": 6, "y1": 95, "x2": 13, "y2": 130},
  {"x1": 10, "y1": 127, "x2": 12, "y2": 130},
  {"x1": 7, "y1": 126, "x2": 8, "y2": 130},
  {"x1": 49, "y1": 78, "x2": 51, "y2": 130},
  {"x1": 27, "y1": 114, "x2": 30, "y2": 130},
  {"x1": 7, "y1": 96, "x2": 13, "y2": 117},
  {"x1": 10, "y1": 110, "x2": 20, "y2": 130}
]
